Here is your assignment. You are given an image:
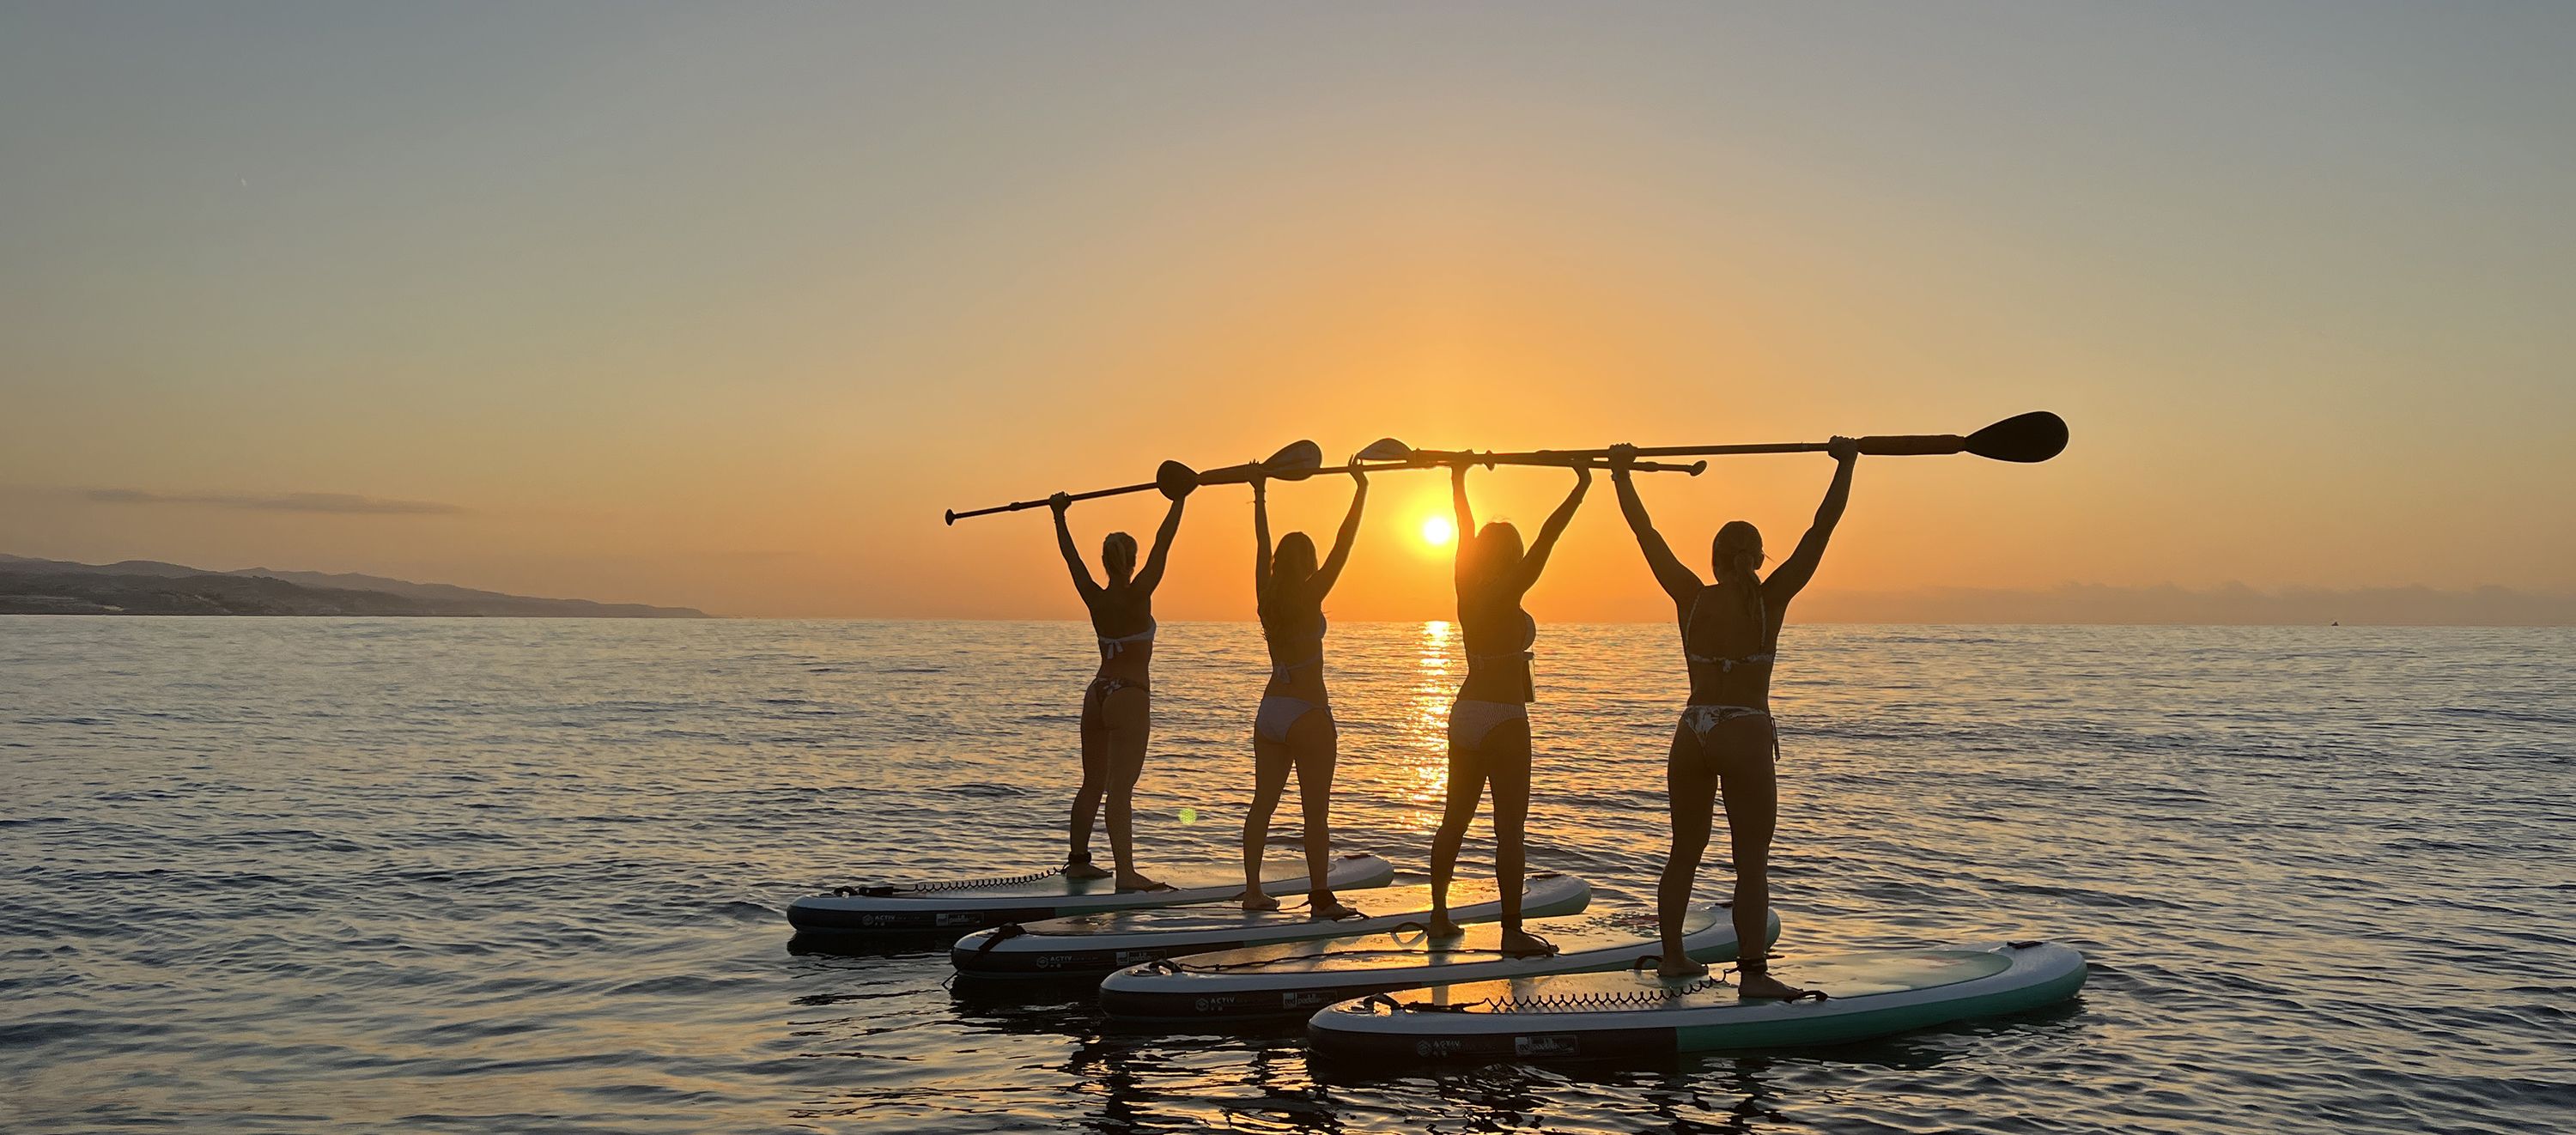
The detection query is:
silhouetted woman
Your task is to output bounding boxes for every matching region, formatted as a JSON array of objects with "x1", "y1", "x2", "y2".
[
  {"x1": 1609, "y1": 438, "x2": 1856, "y2": 998},
  {"x1": 1241, "y1": 458, "x2": 1368, "y2": 918},
  {"x1": 1049, "y1": 480, "x2": 1189, "y2": 892},
  {"x1": 1426, "y1": 459, "x2": 1589, "y2": 956}
]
